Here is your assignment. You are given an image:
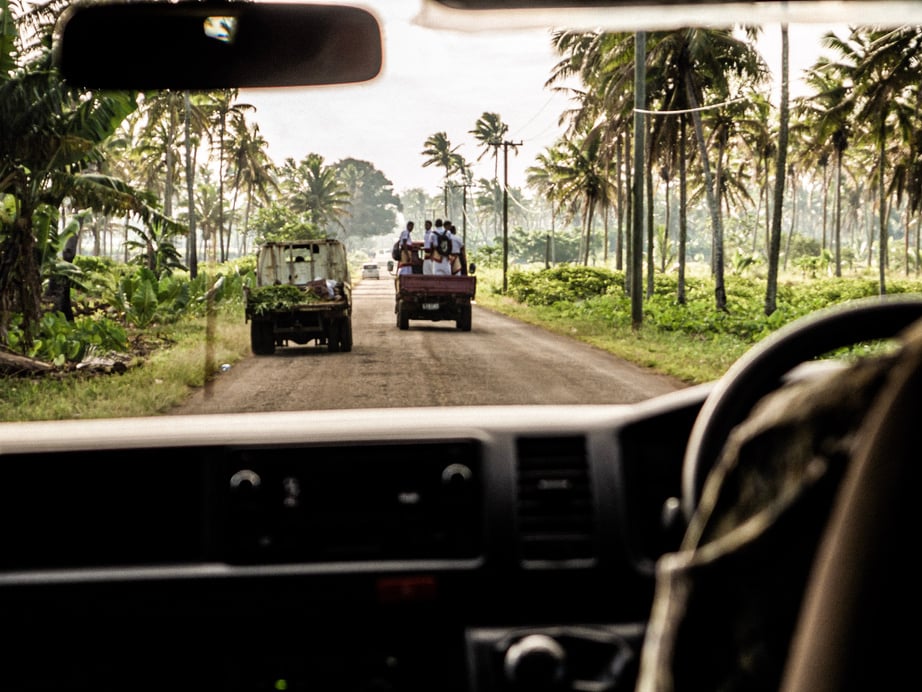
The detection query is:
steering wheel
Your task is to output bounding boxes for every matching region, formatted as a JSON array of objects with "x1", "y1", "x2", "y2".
[{"x1": 681, "y1": 295, "x2": 922, "y2": 522}]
